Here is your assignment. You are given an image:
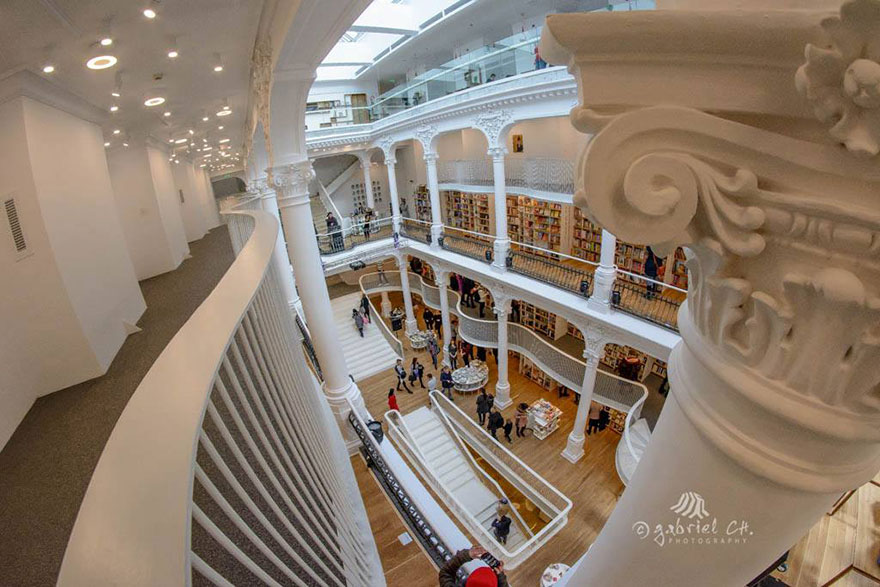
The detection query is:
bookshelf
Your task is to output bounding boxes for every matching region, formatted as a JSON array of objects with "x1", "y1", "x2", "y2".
[
  {"x1": 413, "y1": 184, "x2": 432, "y2": 222},
  {"x1": 505, "y1": 195, "x2": 572, "y2": 254},
  {"x1": 670, "y1": 247, "x2": 689, "y2": 289},
  {"x1": 518, "y1": 301, "x2": 565, "y2": 340},
  {"x1": 518, "y1": 355, "x2": 556, "y2": 391},
  {"x1": 442, "y1": 190, "x2": 493, "y2": 234},
  {"x1": 351, "y1": 179, "x2": 384, "y2": 211},
  {"x1": 571, "y1": 207, "x2": 602, "y2": 263}
]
